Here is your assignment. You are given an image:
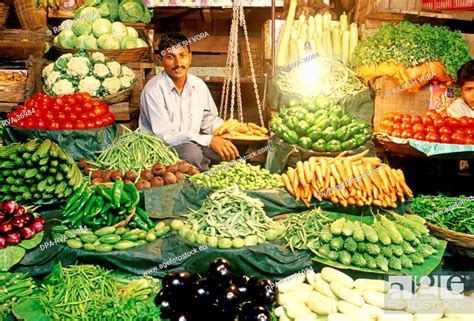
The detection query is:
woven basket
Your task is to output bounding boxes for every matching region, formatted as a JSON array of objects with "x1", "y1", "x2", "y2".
[
  {"x1": 0, "y1": 77, "x2": 27, "y2": 102},
  {"x1": 425, "y1": 221, "x2": 474, "y2": 258},
  {"x1": 14, "y1": 0, "x2": 47, "y2": 30},
  {"x1": 99, "y1": 87, "x2": 133, "y2": 105},
  {"x1": 0, "y1": 29, "x2": 52, "y2": 60},
  {"x1": 53, "y1": 46, "x2": 149, "y2": 64},
  {"x1": 0, "y1": 2, "x2": 9, "y2": 29}
]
